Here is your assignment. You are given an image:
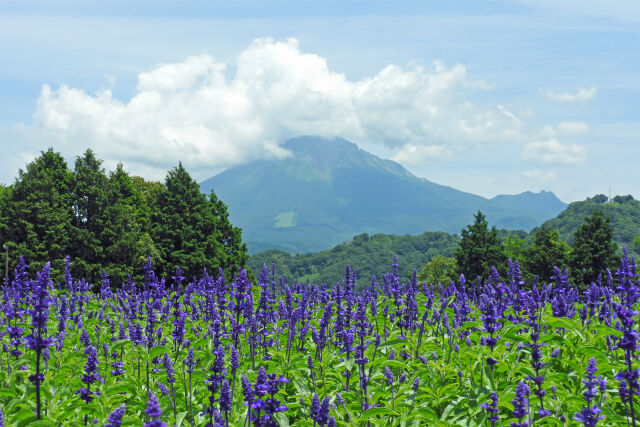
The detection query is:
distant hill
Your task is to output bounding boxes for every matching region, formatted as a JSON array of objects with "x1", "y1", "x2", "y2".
[
  {"x1": 247, "y1": 231, "x2": 459, "y2": 285},
  {"x1": 540, "y1": 195, "x2": 640, "y2": 258},
  {"x1": 200, "y1": 136, "x2": 566, "y2": 253}
]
